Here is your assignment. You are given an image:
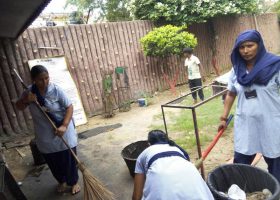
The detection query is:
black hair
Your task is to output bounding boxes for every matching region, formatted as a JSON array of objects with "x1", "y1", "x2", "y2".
[
  {"x1": 30, "y1": 65, "x2": 48, "y2": 80},
  {"x1": 148, "y1": 130, "x2": 168, "y2": 145},
  {"x1": 148, "y1": 129, "x2": 190, "y2": 160},
  {"x1": 183, "y1": 47, "x2": 193, "y2": 54},
  {"x1": 147, "y1": 130, "x2": 179, "y2": 146}
]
